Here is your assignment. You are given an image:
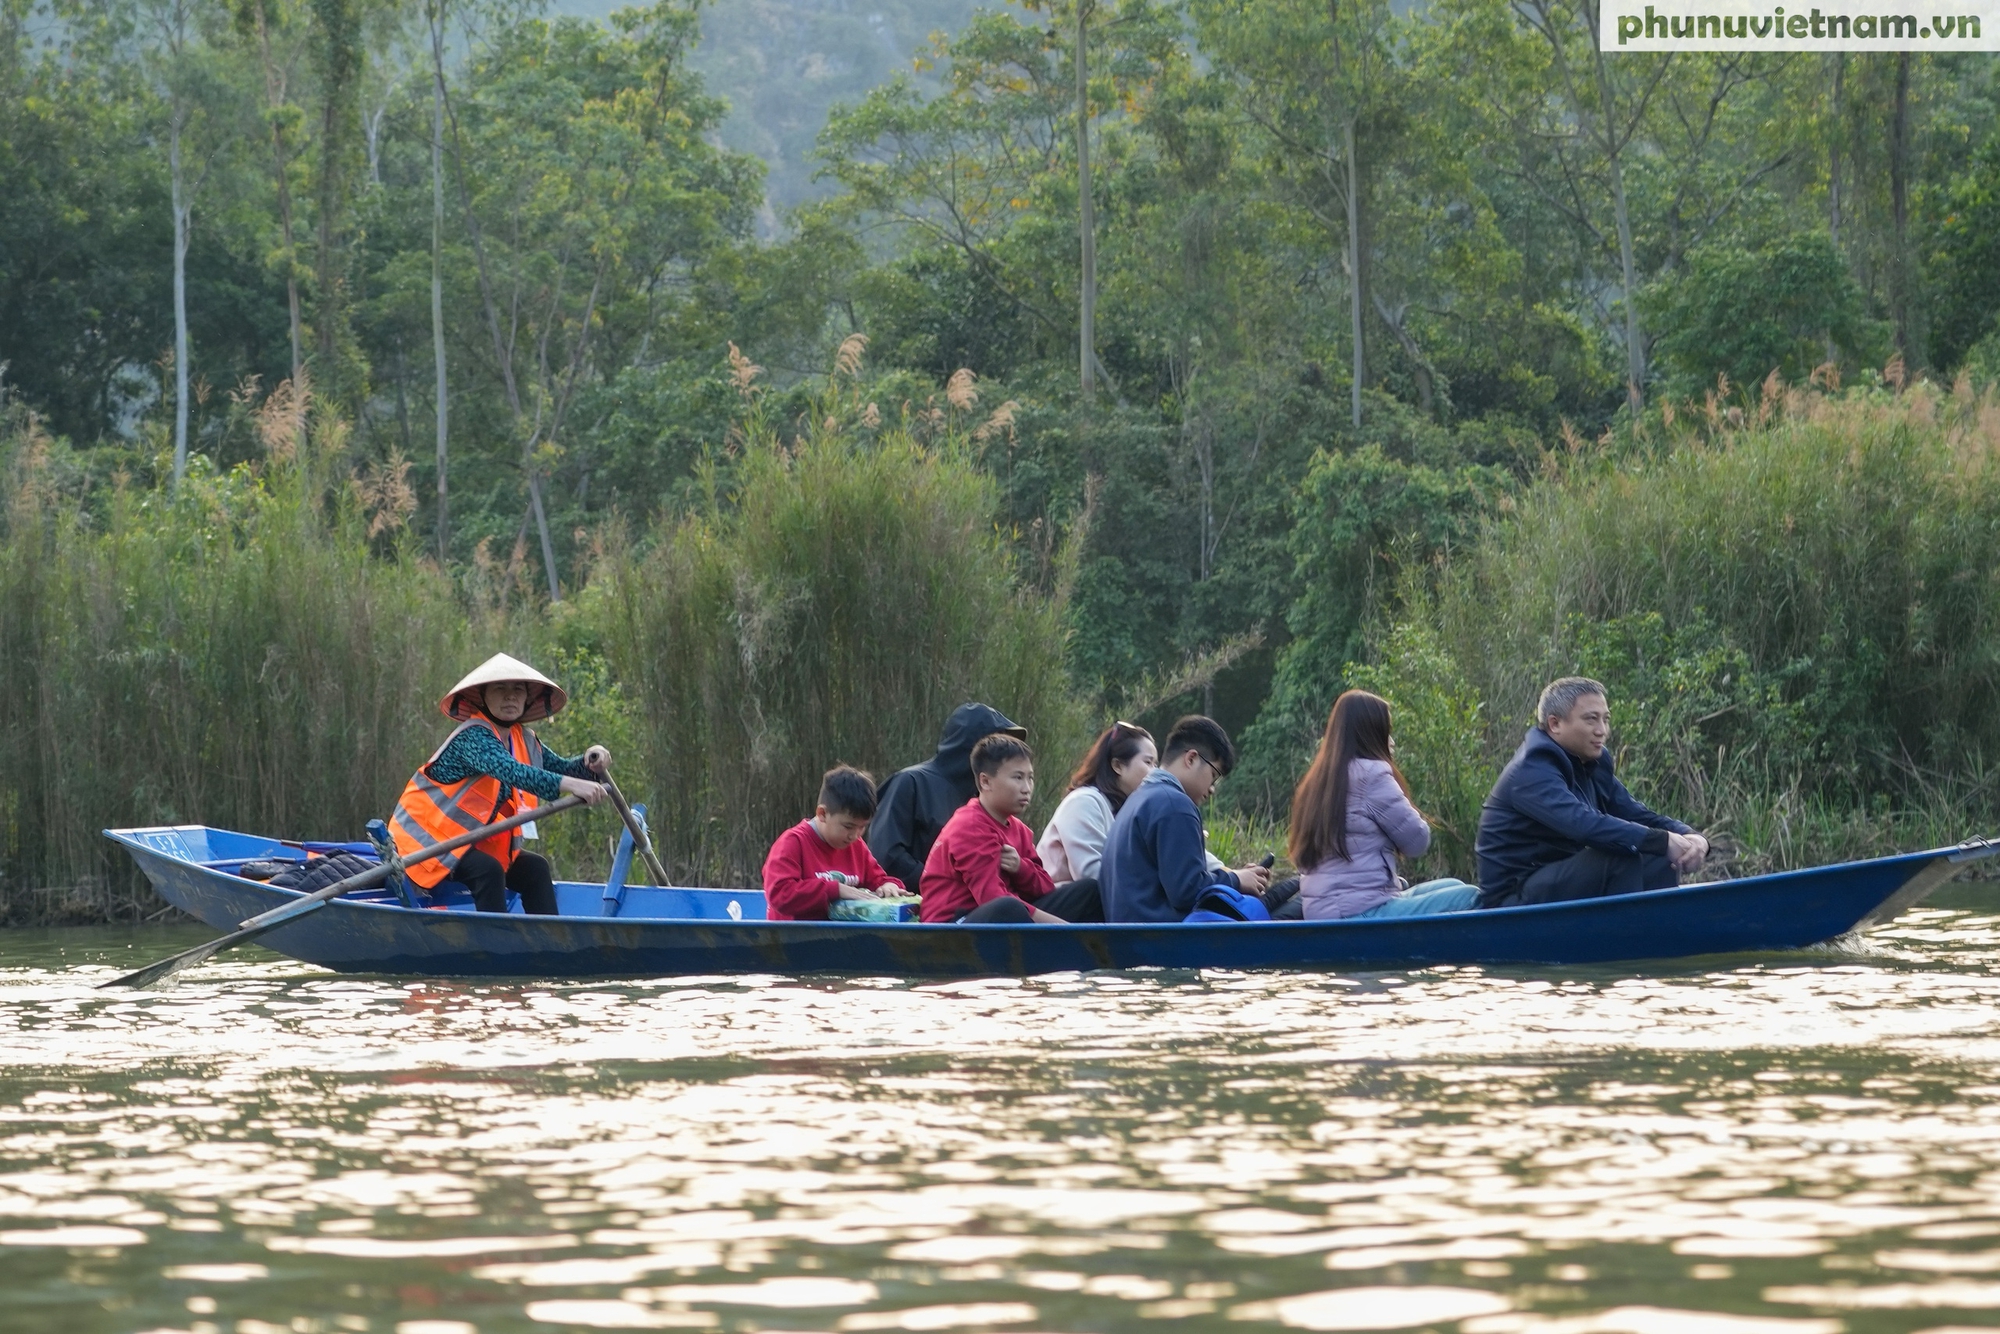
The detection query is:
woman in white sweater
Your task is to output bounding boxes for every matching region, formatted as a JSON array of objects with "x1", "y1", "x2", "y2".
[{"x1": 1038, "y1": 722, "x2": 1158, "y2": 883}]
